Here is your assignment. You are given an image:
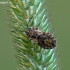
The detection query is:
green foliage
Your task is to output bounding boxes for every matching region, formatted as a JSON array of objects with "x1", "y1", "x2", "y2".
[{"x1": 7, "y1": 0, "x2": 59, "y2": 70}]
